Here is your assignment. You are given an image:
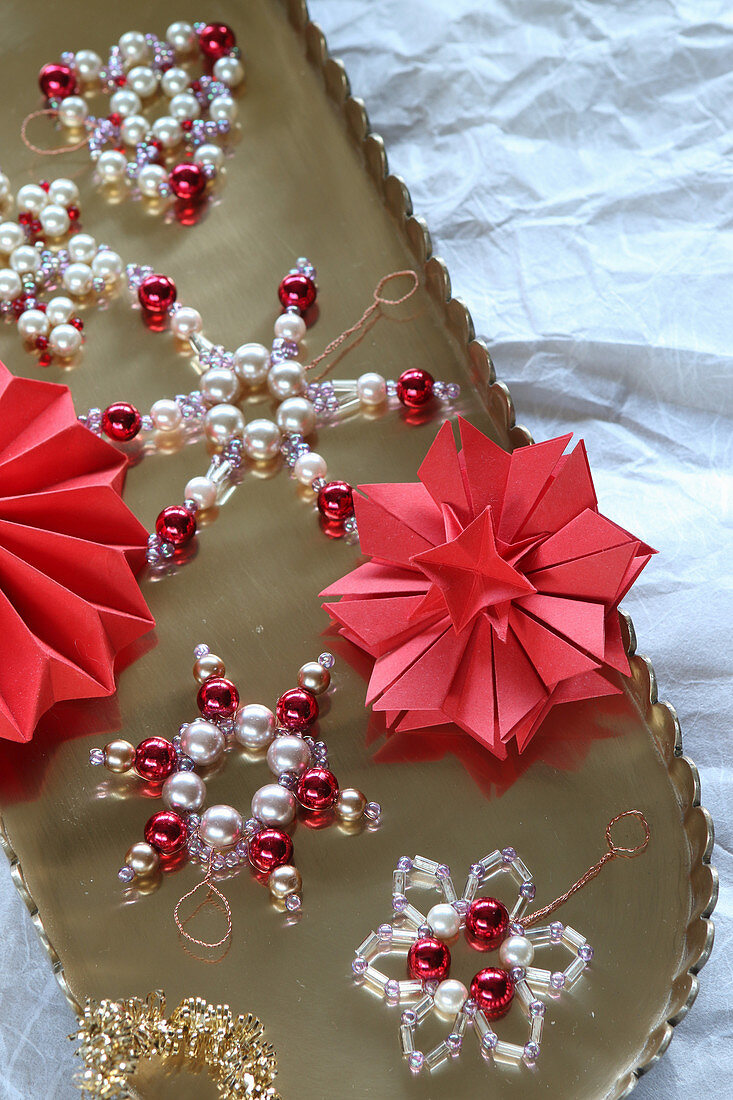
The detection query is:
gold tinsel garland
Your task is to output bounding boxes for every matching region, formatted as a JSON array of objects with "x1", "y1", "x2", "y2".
[{"x1": 70, "y1": 991, "x2": 280, "y2": 1098}]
